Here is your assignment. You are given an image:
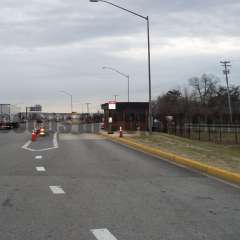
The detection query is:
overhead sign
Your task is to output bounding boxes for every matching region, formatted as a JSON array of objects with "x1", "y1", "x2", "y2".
[
  {"x1": 108, "y1": 101, "x2": 116, "y2": 110},
  {"x1": 29, "y1": 105, "x2": 42, "y2": 112}
]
